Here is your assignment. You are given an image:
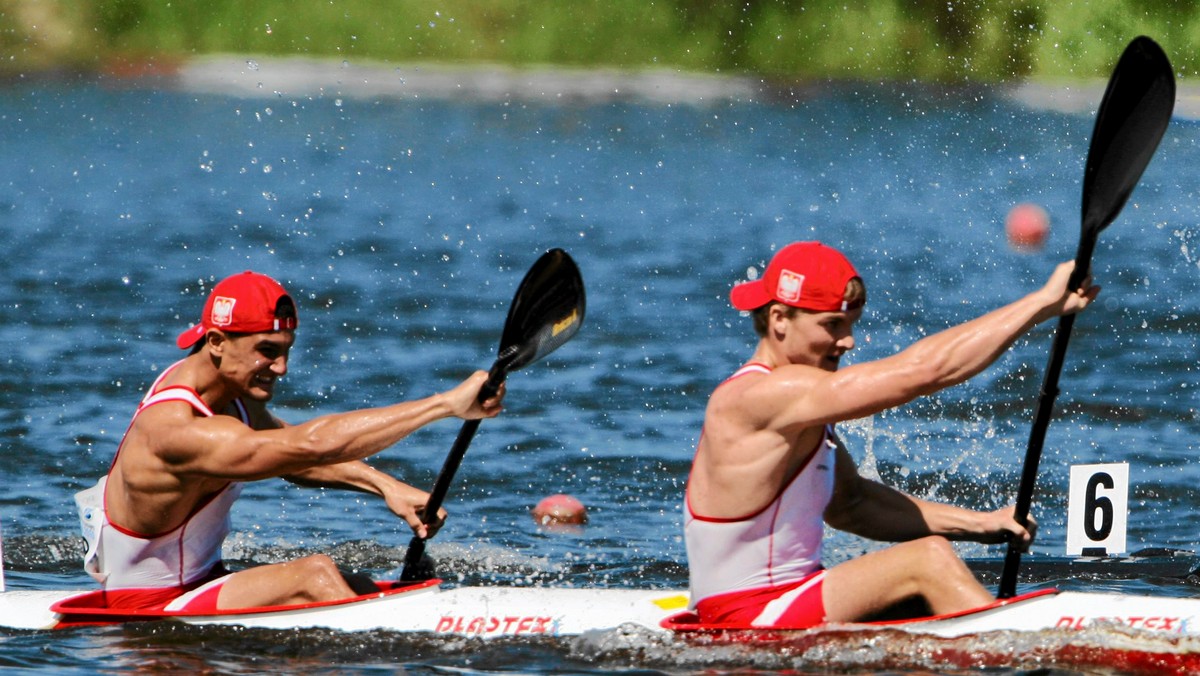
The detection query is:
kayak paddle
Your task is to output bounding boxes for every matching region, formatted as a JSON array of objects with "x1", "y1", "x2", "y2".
[
  {"x1": 997, "y1": 36, "x2": 1175, "y2": 598},
  {"x1": 400, "y1": 248, "x2": 586, "y2": 581}
]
